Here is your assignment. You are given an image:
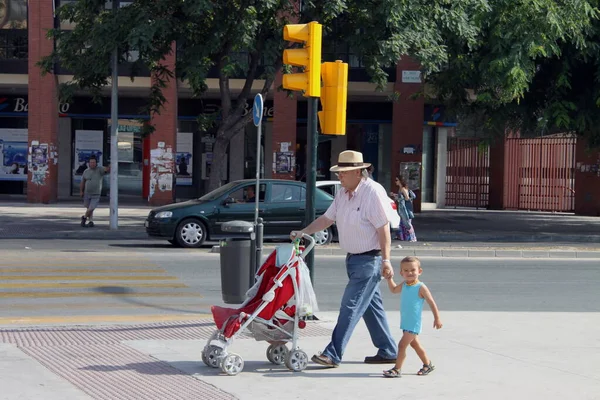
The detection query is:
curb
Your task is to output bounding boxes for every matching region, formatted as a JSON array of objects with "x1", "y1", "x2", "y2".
[
  {"x1": 416, "y1": 233, "x2": 600, "y2": 243},
  {"x1": 210, "y1": 245, "x2": 600, "y2": 259},
  {"x1": 0, "y1": 230, "x2": 149, "y2": 241}
]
